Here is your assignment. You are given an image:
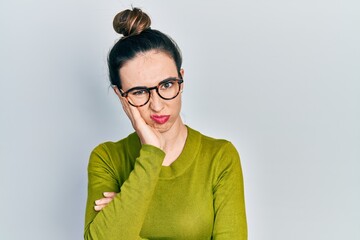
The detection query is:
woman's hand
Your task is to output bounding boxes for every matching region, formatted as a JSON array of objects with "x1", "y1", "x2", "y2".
[
  {"x1": 120, "y1": 97, "x2": 165, "y2": 150},
  {"x1": 94, "y1": 192, "x2": 117, "y2": 211}
]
